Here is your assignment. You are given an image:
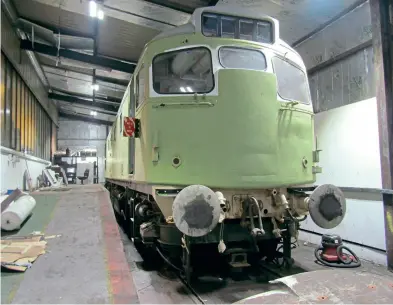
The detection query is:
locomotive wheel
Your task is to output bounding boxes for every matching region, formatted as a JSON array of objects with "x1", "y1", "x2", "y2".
[
  {"x1": 182, "y1": 248, "x2": 192, "y2": 283},
  {"x1": 111, "y1": 196, "x2": 122, "y2": 225},
  {"x1": 283, "y1": 257, "x2": 295, "y2": 269},
  {"x1": 120, "y1": 207, "x2": 127, "y2": 232},
  {"x1": 114, "y1": 212, "x2": 122, "y2": 225},
  {"x1": 126, "y1": 208, "x2": 133, "y2": 240},
  {"x1": 181, "y1": 237, "x2": 193, "y2": 283},
  {"x1": 123, "y1": 205, "x2": 131, "y2": 236},
  {"x1": 127, "y1": 197, "x2": 137, "y2": 240}
]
